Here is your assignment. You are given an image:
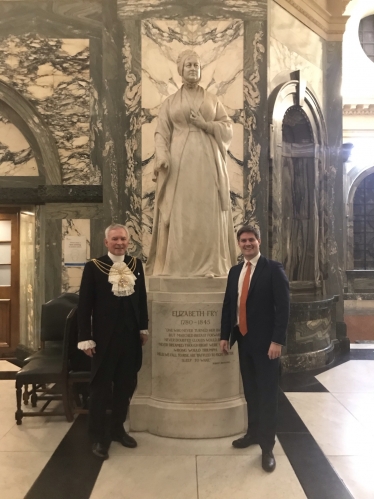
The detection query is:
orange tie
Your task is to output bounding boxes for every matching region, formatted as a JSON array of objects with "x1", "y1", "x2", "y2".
[{"x1": 239, "y1": 262, "x2": 251, "y2": 336}]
